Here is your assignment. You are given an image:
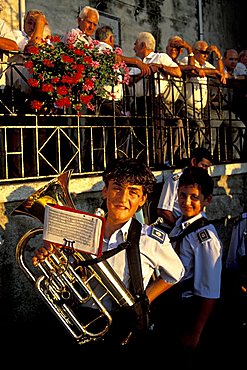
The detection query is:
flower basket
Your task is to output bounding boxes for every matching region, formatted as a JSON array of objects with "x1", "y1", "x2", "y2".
[{"x1": 24, "y1": 35, "x2": 130, "y2": 113}]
